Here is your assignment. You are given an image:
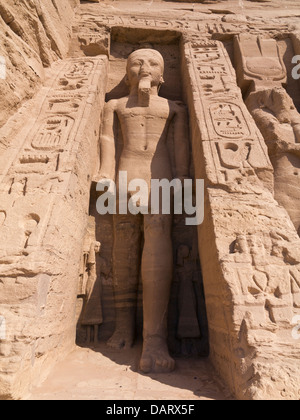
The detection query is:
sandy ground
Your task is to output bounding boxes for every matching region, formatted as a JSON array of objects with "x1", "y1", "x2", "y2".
[{"x1": 27, "y1": 344, "x2": 233, "y2": 400}]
